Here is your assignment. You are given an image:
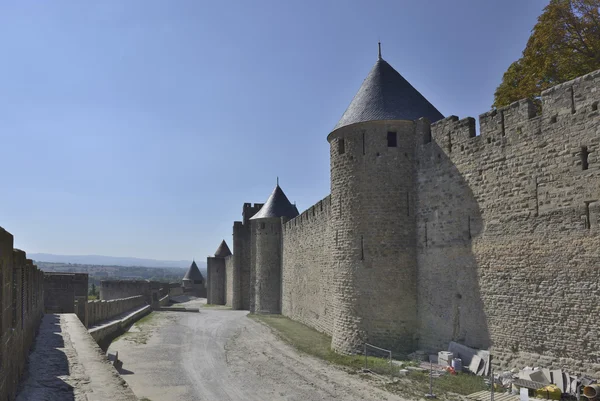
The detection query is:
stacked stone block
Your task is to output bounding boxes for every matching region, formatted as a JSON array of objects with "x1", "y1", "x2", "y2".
[{"x1": 0, "y1": 227, "x2": 45, "y2": 401}]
